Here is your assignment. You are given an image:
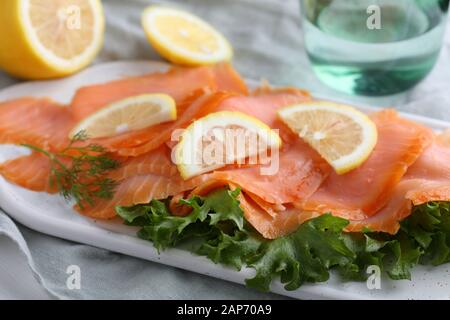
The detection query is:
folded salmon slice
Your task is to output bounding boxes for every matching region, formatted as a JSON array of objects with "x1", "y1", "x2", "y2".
[
  {"x1": 0, "y1": 93, "x2": 236, "y2": 160},
  {"x1": 77, "y1": 174, "x2": 212, "y2": 219},
  {"x1": 242, "y1": 136, "x2": 450, "y2": 239},
  {"x1": 107, "y1": 145, "x2": 178, "y2": 181},
  {"x1": 0, "y1": 98, "x2": 74, "y2": 151},
  {"x1": 88, "y1": 89, "x2": 208, "y2": 151},
  {"x1": 208, "y1": 63, "x2": 249, "y2": 95},
  {"x1": 300, "y1": 109, "x2": 434, "y2": 218},
  {"x1": 213, "y1": 141, "x2": 330, "y2": 204},
  {"x1": 237, "y1": 191, "x2": 303, "y2": 239},
  {"x1": 69, "y1": 63, "x2": 248, "y2": 121},
  {"x1": 0, "y1": 143, "x2": 205, "y2": 219},
  {"x1": 348, "y1": 139, "x2": 450, "y2": 233}
]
